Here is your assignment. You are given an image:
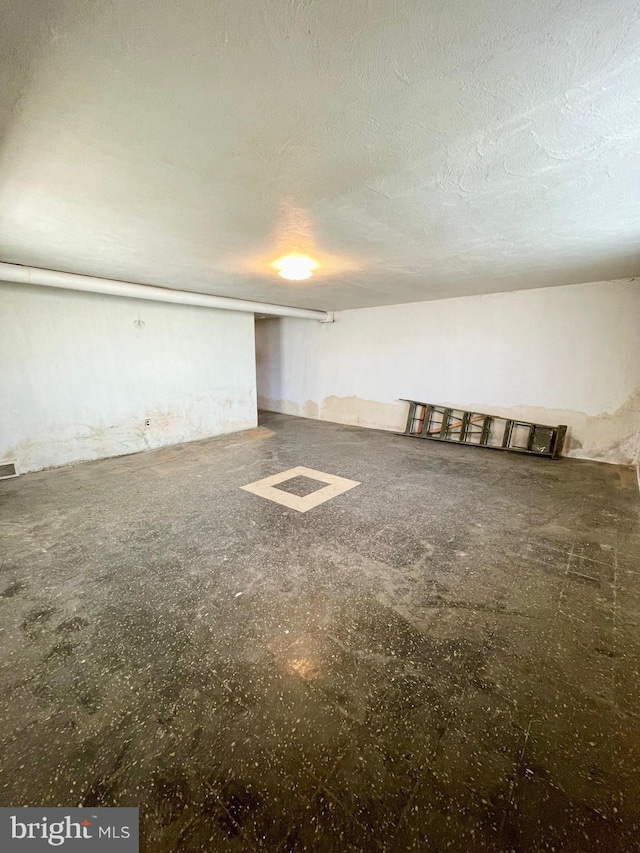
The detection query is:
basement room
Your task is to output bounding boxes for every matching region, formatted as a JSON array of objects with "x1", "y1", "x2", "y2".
[{"x1": 1, "y1": 1, "x2": 639, "y2": 851}]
